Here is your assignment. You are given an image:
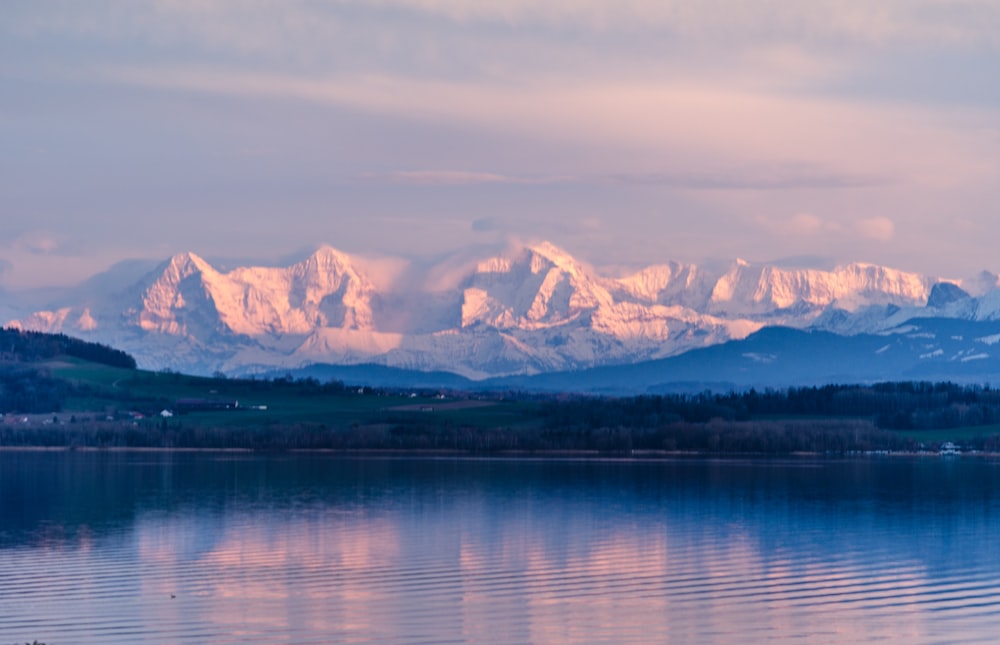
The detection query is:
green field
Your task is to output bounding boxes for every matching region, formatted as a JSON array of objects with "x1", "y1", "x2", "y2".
[
  {"x1": 897, "y1": 424, "x2": 1000, "y2": 443},
  {"x1": 44, "y1": 356, "x2": 542, "y2": 431}
]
